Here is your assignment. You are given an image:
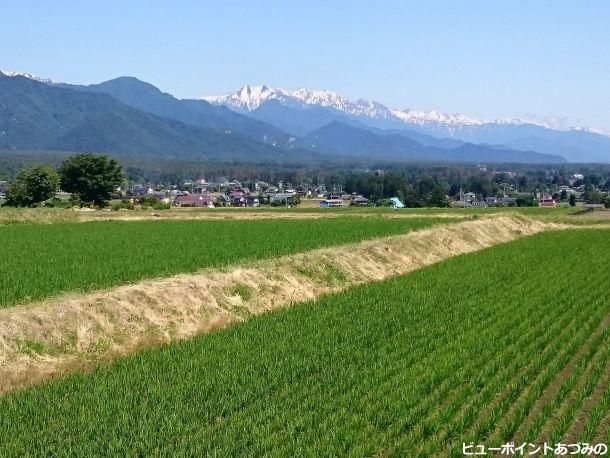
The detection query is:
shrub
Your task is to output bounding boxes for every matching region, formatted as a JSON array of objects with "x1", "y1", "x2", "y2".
[
  {"x1": 138, "y1": 195, "x2": 158, "y2": 206},
  {"x1": 153, "y1": 202, "x2": 170, "y2": 210},
  {"x1": 111, "y1": 200, "x2": 135, "y2": 211},
  {"x1": 44, "y1": 197, "x2": 72, "y2": 209},
  {"x1": 4, "y1": 165, "x2": 59, "y2": 207}
]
